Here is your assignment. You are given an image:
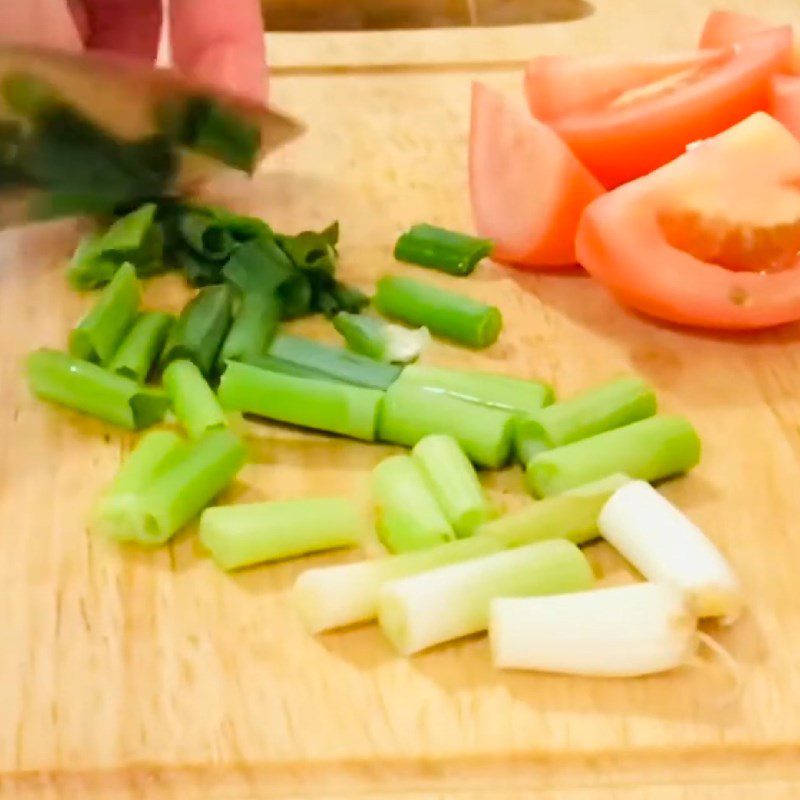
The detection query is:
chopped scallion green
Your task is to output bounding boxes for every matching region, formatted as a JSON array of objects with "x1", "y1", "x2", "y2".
[
  {"x1": 394, "y1": 223, "x2": 493, "y2": 276},
  {"x1": 107, "y1": 311, "x2": 173, "y2": 383},
  {"x1": 163, "y1": 359, "x2": 228, "y2": 439}
]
